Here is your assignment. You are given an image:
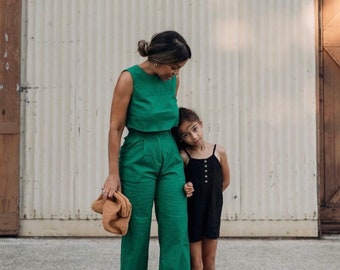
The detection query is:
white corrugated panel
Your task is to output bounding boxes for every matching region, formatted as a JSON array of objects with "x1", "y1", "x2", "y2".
[{"x1": 20, "y1": 0, "x2": 318, "y2": 236}]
